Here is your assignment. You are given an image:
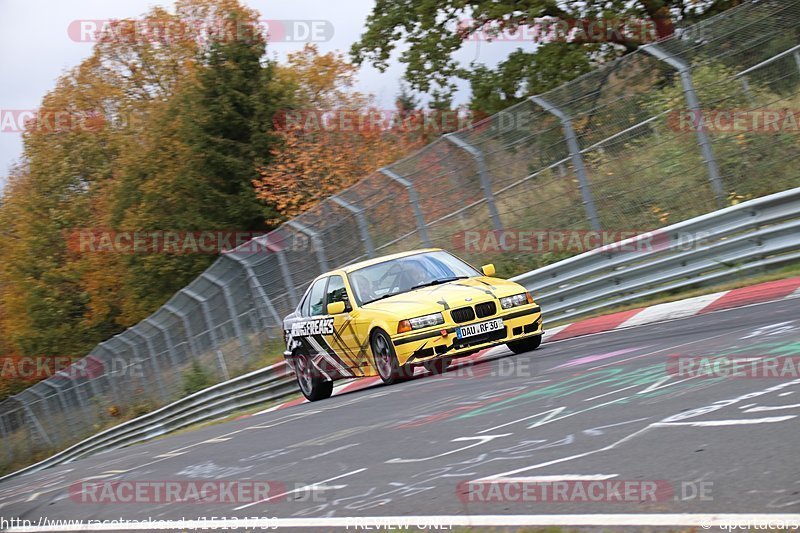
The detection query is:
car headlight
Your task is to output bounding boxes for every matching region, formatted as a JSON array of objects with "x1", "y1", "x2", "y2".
[
  {"x1": 398, "y1": 312, "x2": 444, "y2": 333},
  {"x1": 500, "y1": 292, "x2": 533, "y2": 310}
]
